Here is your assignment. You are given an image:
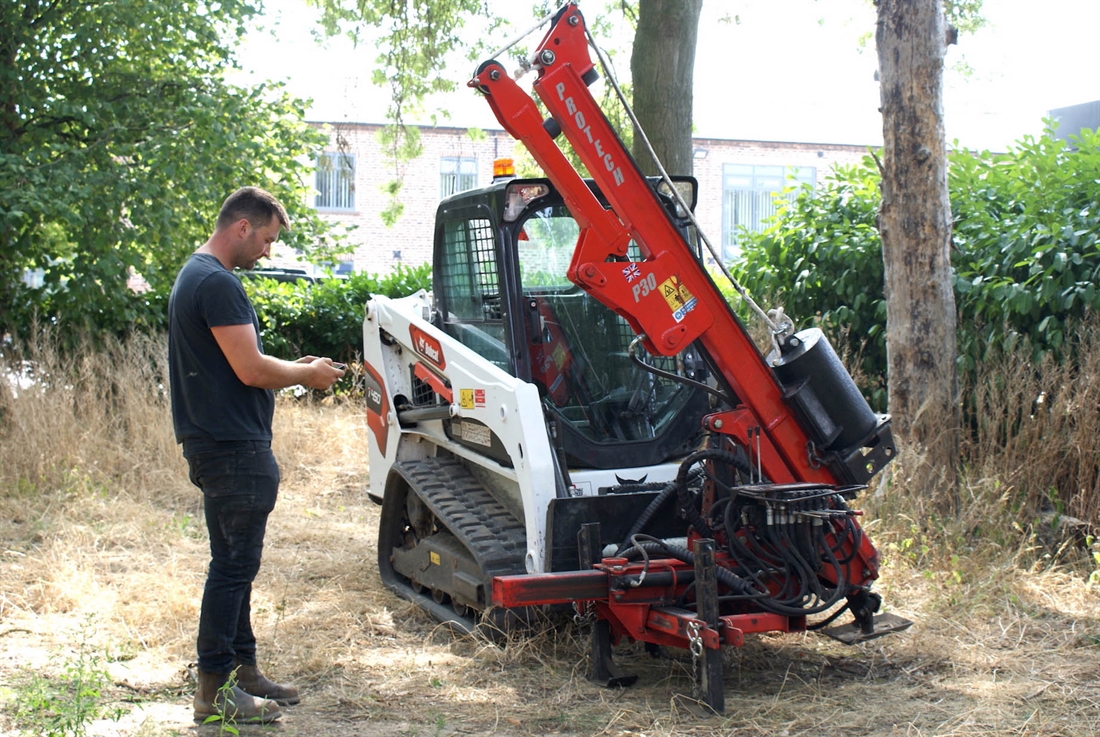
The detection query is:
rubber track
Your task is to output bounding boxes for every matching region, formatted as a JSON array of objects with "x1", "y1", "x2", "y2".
[{"x1": 394, "y1": 457, "x2": 528, "y2": 585}]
